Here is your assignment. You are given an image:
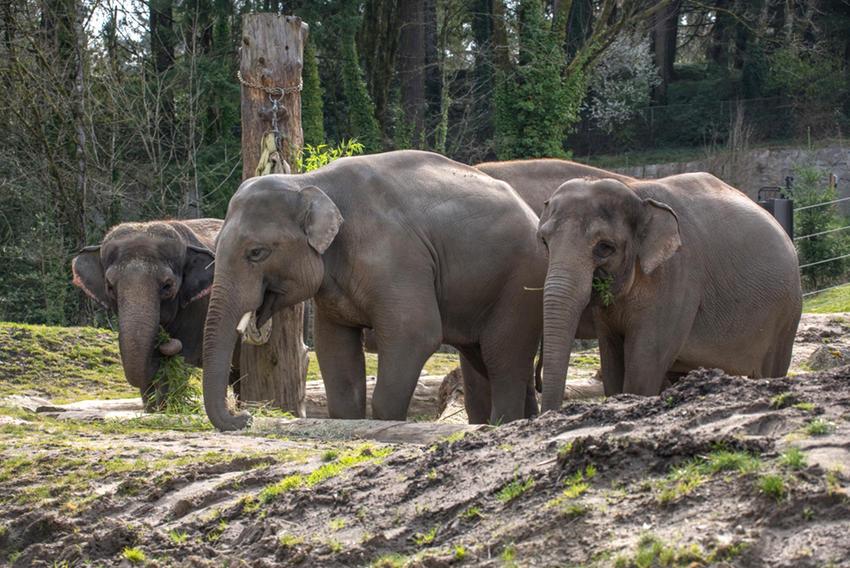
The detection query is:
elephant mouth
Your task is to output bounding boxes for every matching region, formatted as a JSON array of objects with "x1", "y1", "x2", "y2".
[{"x1": 256, "y1": 288, "x2": 284, "y2": 328}]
